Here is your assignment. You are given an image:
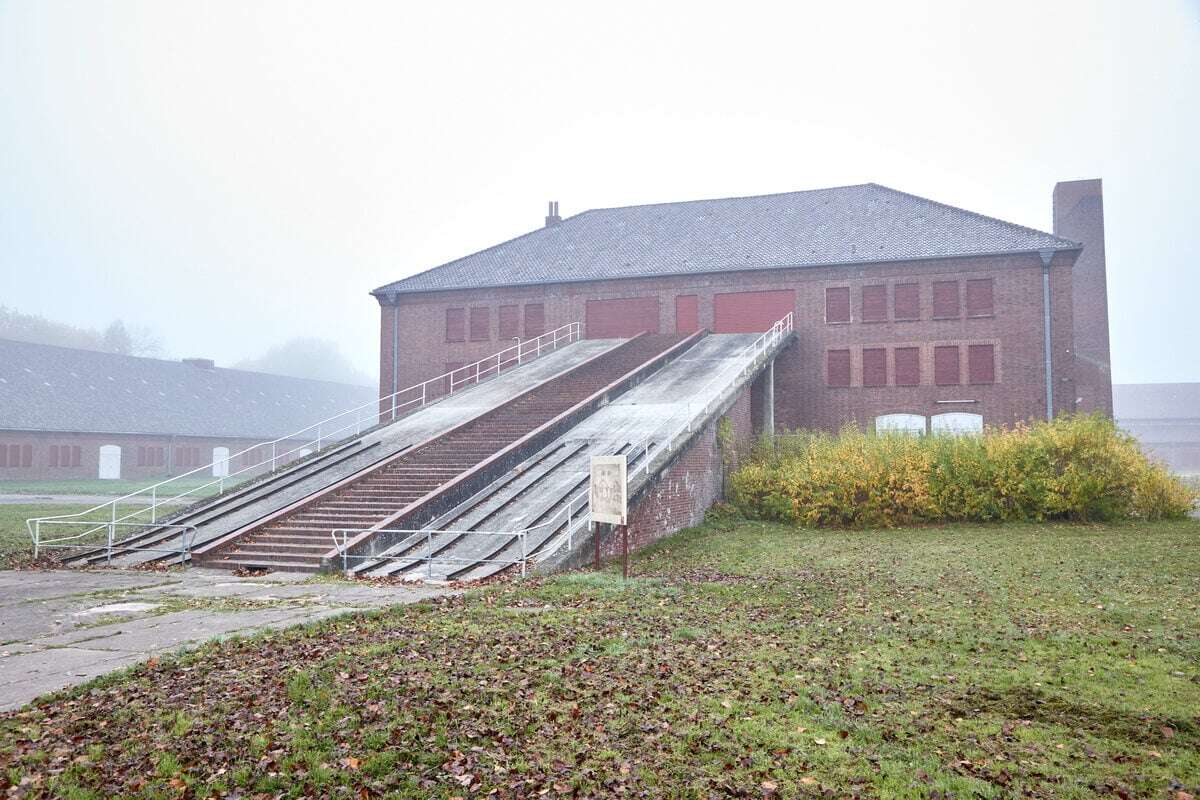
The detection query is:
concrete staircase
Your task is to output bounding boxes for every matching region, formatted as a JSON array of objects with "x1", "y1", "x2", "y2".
[{"x1": 193, "y1": 333, "x2": 697, "y2": 572}]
